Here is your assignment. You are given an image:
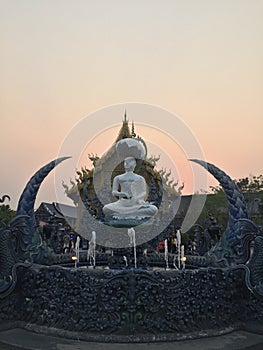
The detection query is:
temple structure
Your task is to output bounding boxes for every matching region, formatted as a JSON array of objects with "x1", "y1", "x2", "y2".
[{"x1": 63, "y1": 114, "x2": 183, "y2": 237}]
